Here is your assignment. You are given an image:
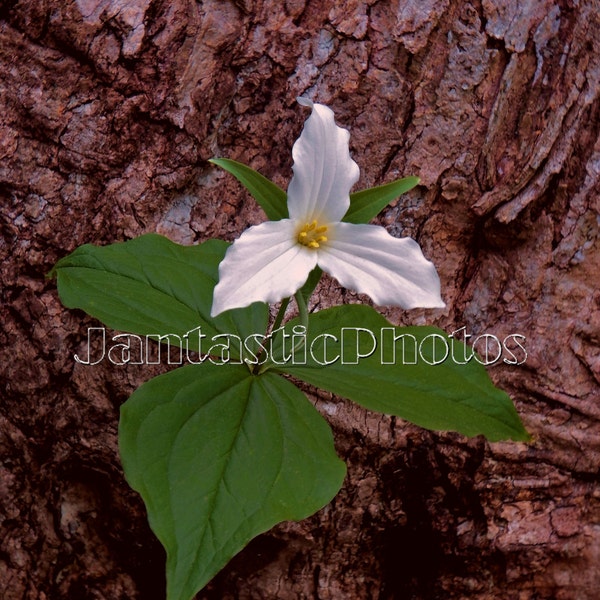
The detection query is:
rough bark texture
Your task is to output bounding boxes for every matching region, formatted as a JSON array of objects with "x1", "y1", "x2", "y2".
[{"x1": 2, "y1": 0, "x2": 600, "y2": 598}]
